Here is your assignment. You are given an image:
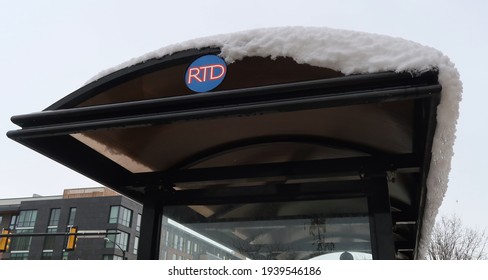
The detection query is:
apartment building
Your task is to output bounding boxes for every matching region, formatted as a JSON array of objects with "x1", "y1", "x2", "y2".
[{"x1": 0, "y1": 187, "x2": 240, "y2": 260}]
